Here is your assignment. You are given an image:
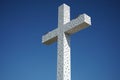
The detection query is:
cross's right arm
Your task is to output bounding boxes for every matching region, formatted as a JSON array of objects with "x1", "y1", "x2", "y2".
[{"x1": 64, "y1": 14, "x2": 91, "y2": 35}]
